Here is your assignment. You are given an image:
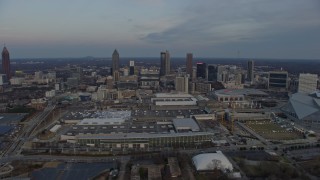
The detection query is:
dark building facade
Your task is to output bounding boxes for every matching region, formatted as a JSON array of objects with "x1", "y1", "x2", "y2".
[
  {"x1": 129, "y1": 60, "x2": 135, "y2": 75},
  {"x1": 160, "y1": 50, "x2": 170, "y2": 76},
  {"x1": 1, "y1": 46, "x2": 10, "y2": 79},
  {"x1": 186, "y1": 53, "x2": 193, "y2": 77},
  {"x1": 247, "y1": 60, "x2": 254, "y2": 82},
  {"x1": 207, "y1": 64, "x2": 218, "y2": 82},
  {"x1": 268, "y1": 71, "x2": 288, "y2": 90},
  {"x1": 112, "y1": 49, "x2": 119, "y2": 74},
  {"x1": 196, "y1": 62, "x2": 206, "y2": 80}
]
